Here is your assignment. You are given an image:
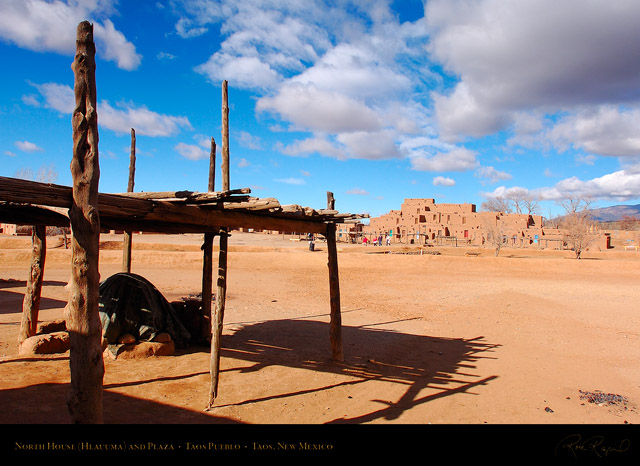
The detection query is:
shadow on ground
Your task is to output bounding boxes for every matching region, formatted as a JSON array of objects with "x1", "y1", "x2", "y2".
[
  {"x1": 213, "y1": 315, "x2": 500, "y2": 423},
  {"x1": 0, "y1": 315, "x2": 500, "y2": 424}
]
